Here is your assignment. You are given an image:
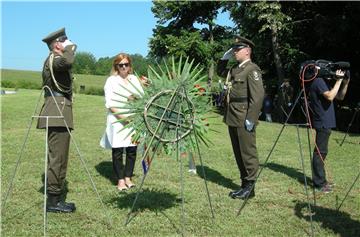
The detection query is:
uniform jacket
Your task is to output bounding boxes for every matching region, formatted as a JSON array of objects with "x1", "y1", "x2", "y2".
[
  {"x1": 37, "y1": 46, "x2": 75, "y2": 129},
  {"x1": 217, "y1": 59, "x2": 264, "y2": 127}
]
